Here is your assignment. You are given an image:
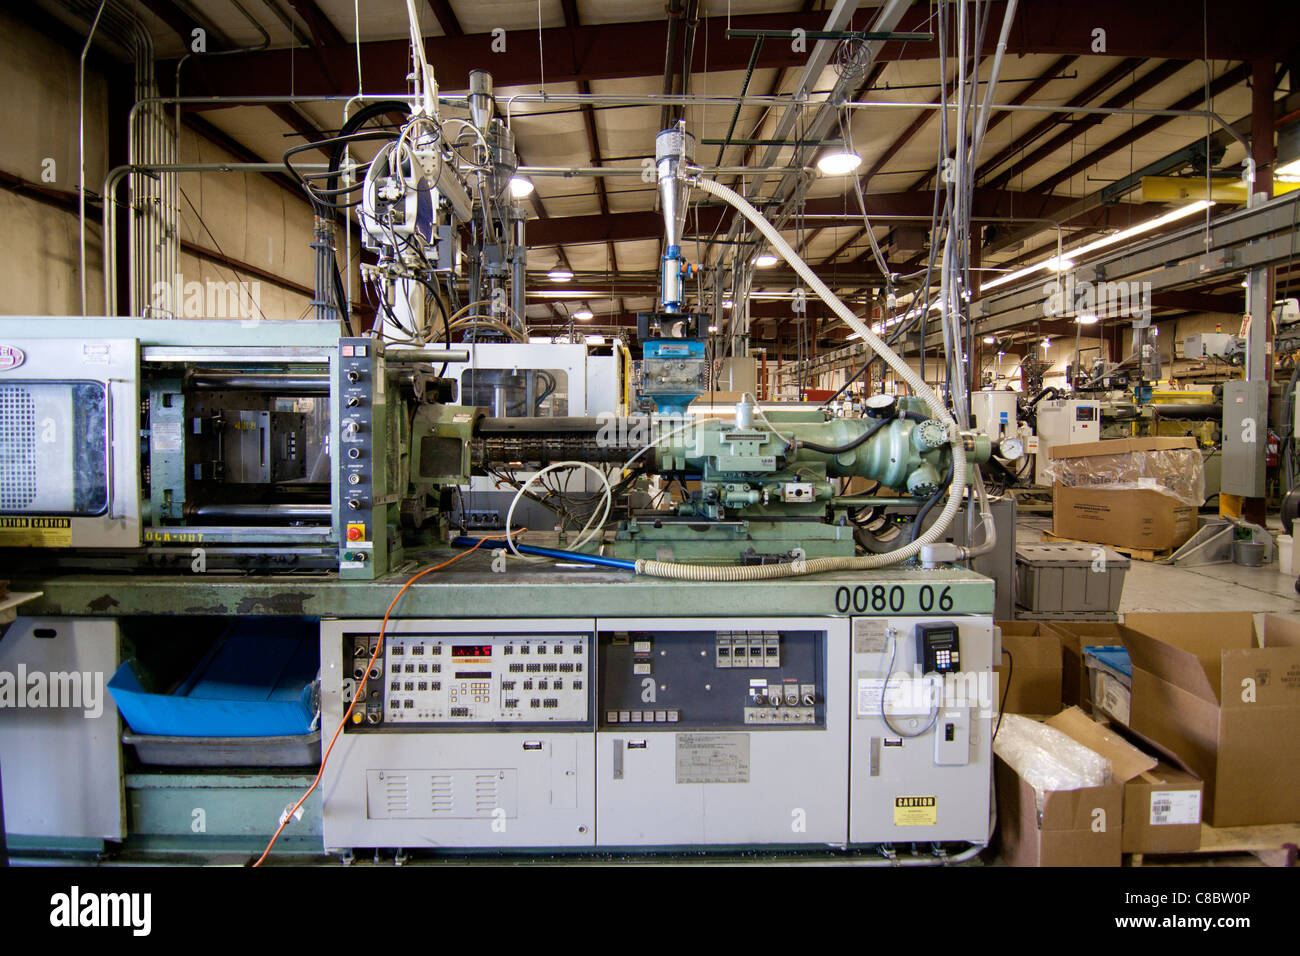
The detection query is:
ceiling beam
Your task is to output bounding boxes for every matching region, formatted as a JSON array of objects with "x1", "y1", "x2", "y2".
[
  {"x1": 1031, "y1": 62, "x2": 1252, "y2": 194},
  {"x1": 135, "y1": 0, "x2": 234, "y2": 51},
  {"x1": 177, "y1": 11, "x2": 835, "y2": 96},
  {"x1": 525, "y1": 189, "x2": 1162, "y2": 248},
  {"x1": 425, "y1": 0, "x2": 464, "y2": 37},
  {"x1": 173, "y1": 3, "x2": 1300, "y2": 99},
  {"x1": 985, "y1": 59, "x2": 1187, "y2": 191},
  {"x1": 285, "y1": 0, "x2": 345, "y2": 47},
  {"x1": 975, "y1": 57, "x2": 1146, "y2": 187},
  {"x1": 268, "y1": 103, "x2": 334, "y2": 159}
]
